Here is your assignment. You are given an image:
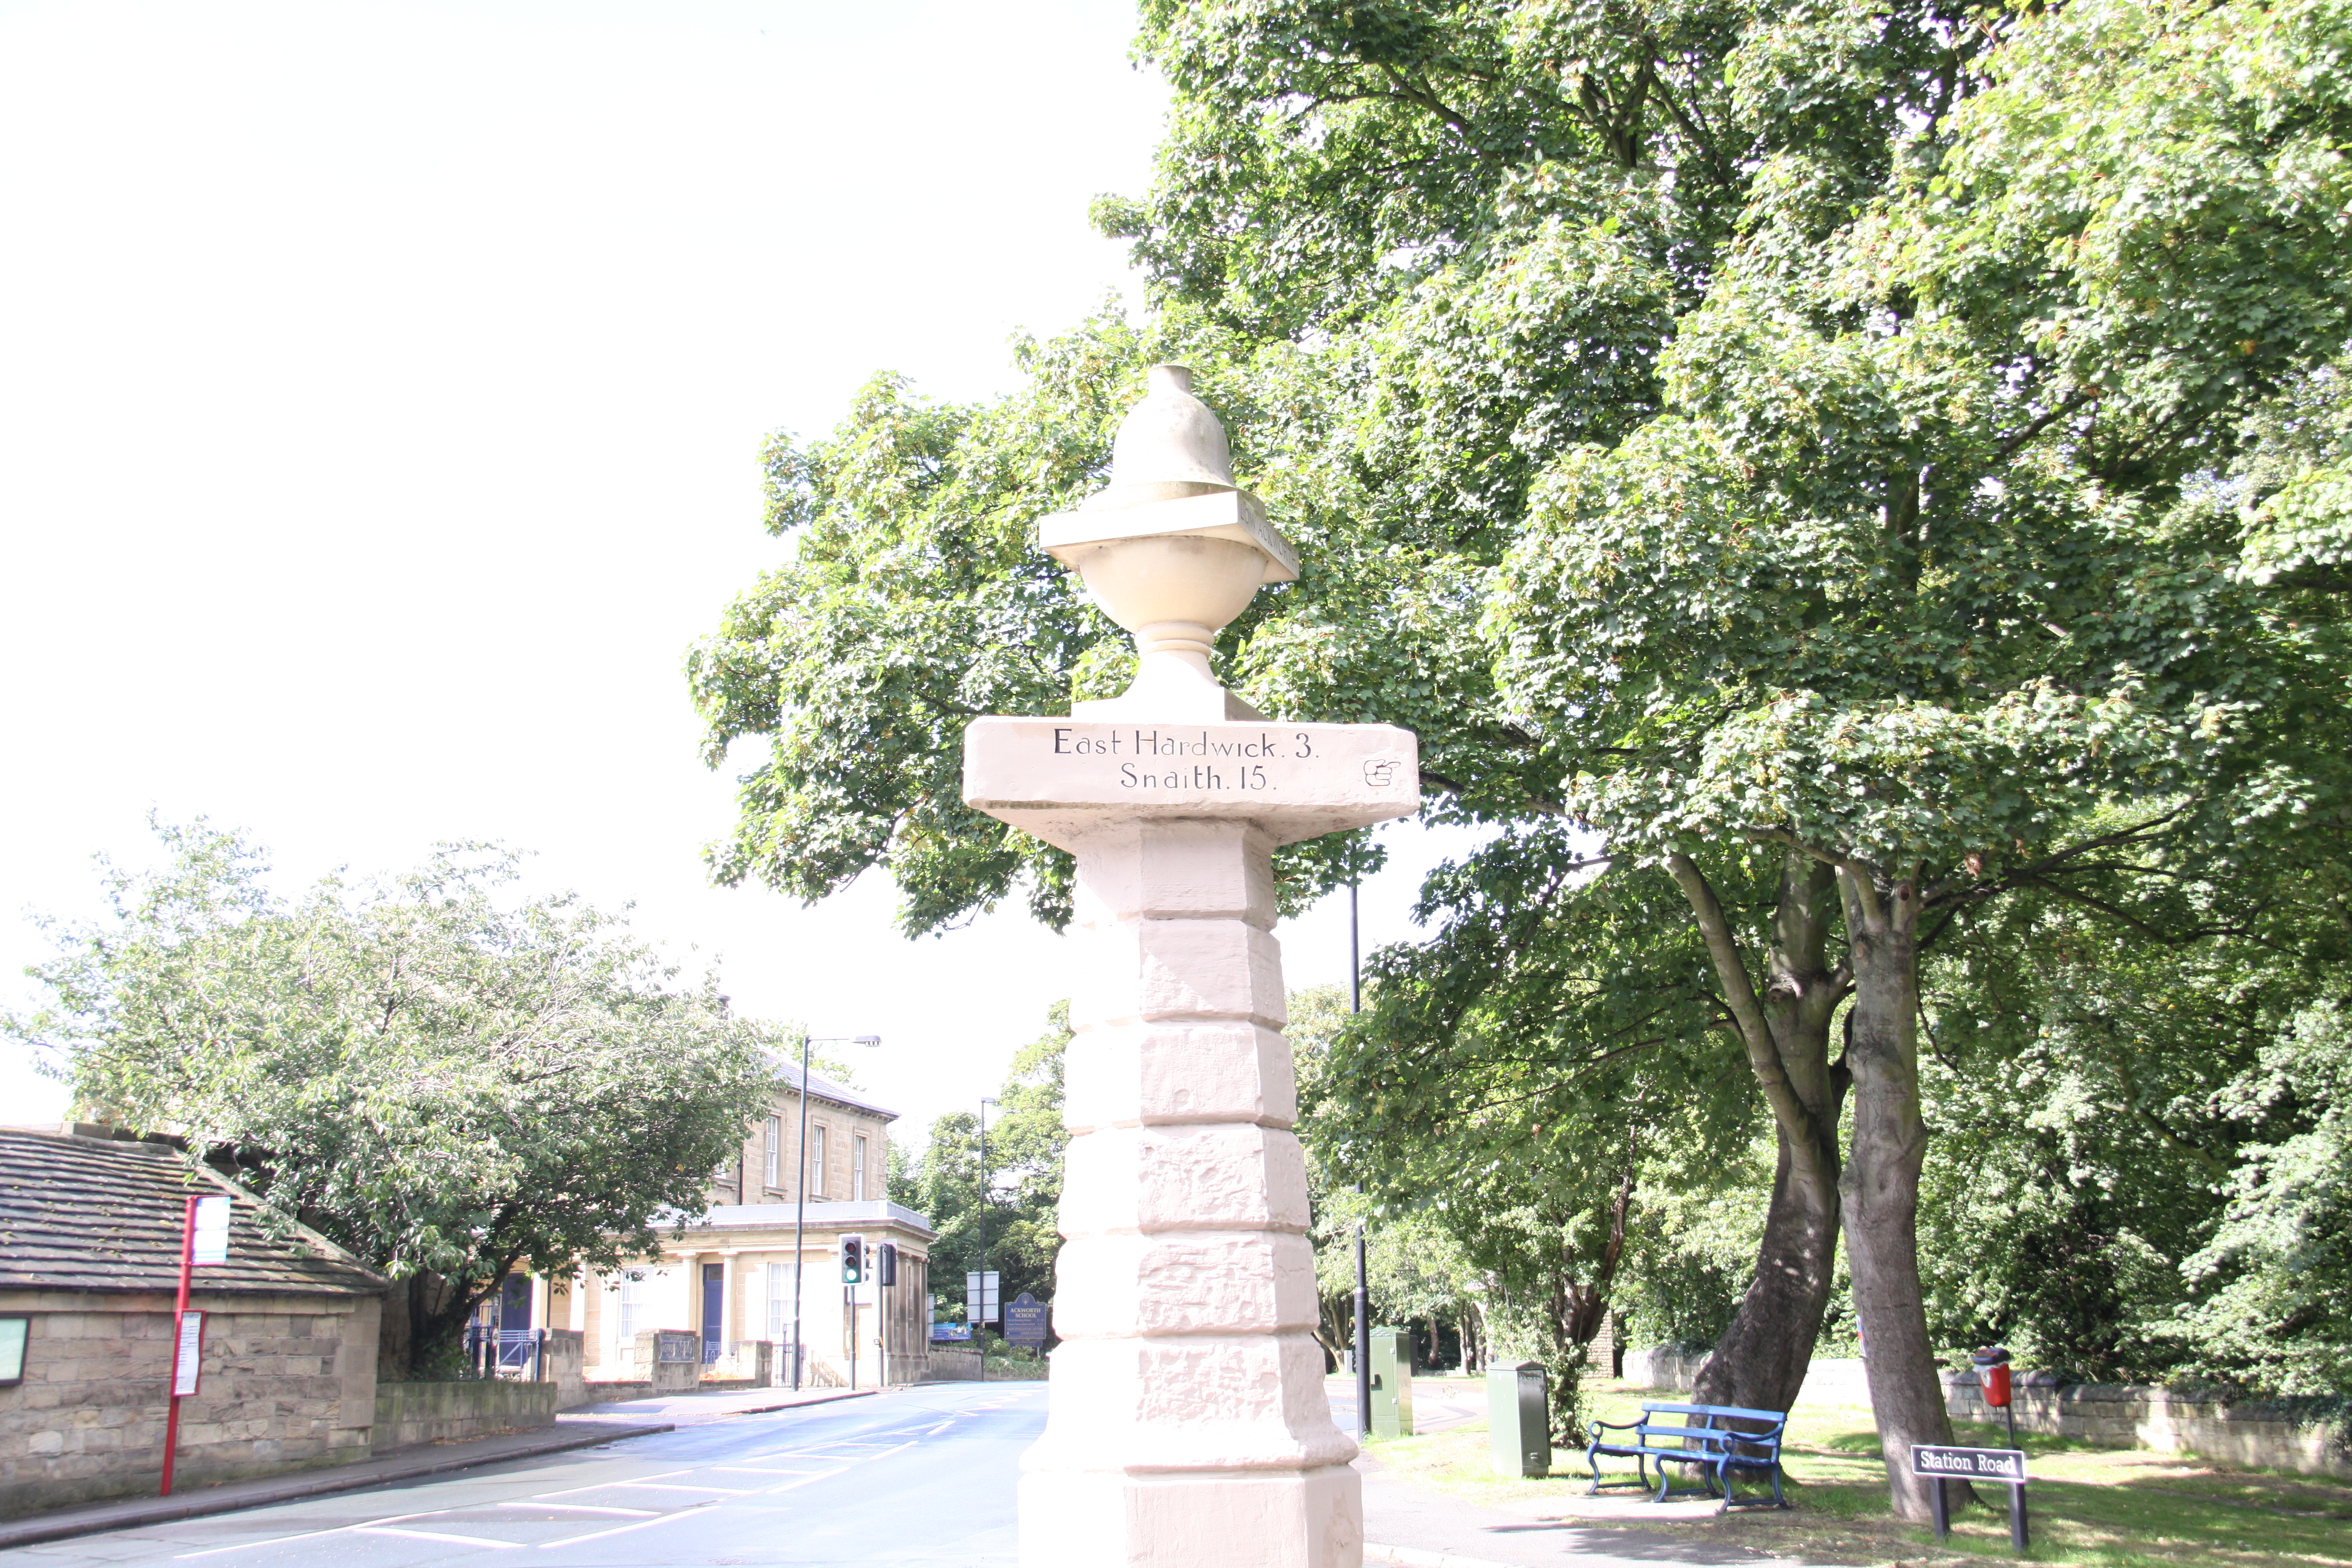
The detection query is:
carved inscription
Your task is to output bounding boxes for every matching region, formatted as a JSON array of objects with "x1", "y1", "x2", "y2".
[
  {"x1": 1051, "y1": 726, "x2": 1340, "y2": 792},
  {"x1": 965, "y1": 715, "x2": 1421, "y2": 848}
]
